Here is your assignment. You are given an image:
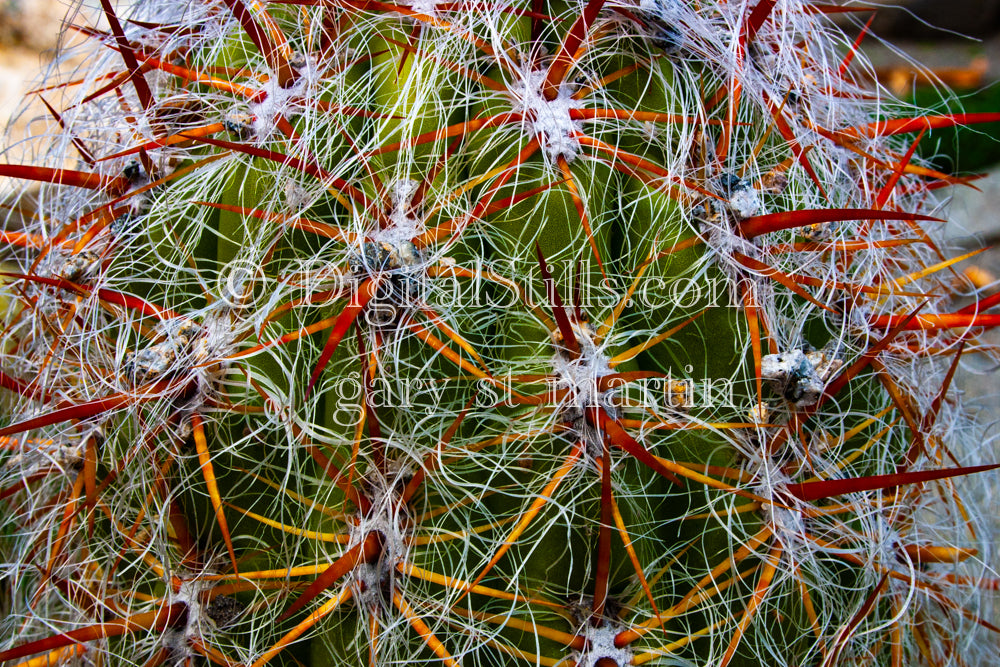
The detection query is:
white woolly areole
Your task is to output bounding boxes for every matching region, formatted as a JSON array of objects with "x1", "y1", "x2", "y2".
[
  {"x1": 702, "y1": 214, "x2": 757, "y2": 256},
  {"x1": 752, "y1": 468, "x2": 812, "y2": 553},
  {"x1": 406, "y1": 0, "x2": 439, "y2": 17},
  {"x1": 509, "y1": 69, "x2": 584, "y2": 163},
  {"x1": 872, "y1": 515, "x2": 904, "y2": 566},
  {"x1": 283, "y1": 180, "x2": 316, "y2": 212},
  {"x1": 638, "y1": 0, "x2": 684, "y2": 22},
  {"x1": 701, "y1": 214, "x2": 763, "y2": 307},
  {"x1": 172, "y1": 579, "x2": 205, "y2": 651},
  {"x1": 346, "y1": 472, "x2": 411, "y2": 608},
  {"x1": 575, "y1": 624, "x2": 633, "y2": 667},
  {"x1": 249, "y1": 54, "x2": 319, "y2": 142},
  {"x1": 373, "y1": 179, "x2": 425, "y2": 247},
  {"x1": 551, "y1": 329, "x2": 614, "y2": 415},
  {"x1": 761, "y1": 495, "x2": 807, "y2": 547},
  {"x1": 390, "y1": 178, "x2": 419, "y2": 209},
  {"x1": 198, "y1": 308, "x2": 240, "y2": 359},
  {"x1": 348, "y1": 507, "x2": 409, "y2": 569}
]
